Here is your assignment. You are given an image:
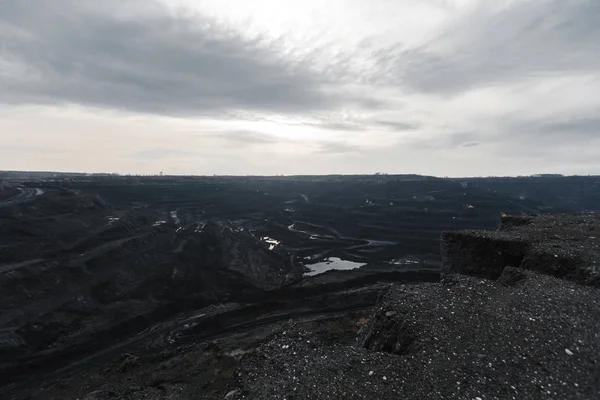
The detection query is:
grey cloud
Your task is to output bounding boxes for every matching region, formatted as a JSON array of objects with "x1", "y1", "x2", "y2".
[
  {"x1": 407, "y1": 131, "x2": 480, "y2": 150},
  {"x1": 447, "y1": 132, "x2": 479, "y2": 147},
  {"x1": 539, "y1": 117, "x2": 600, "y2": 137},
  {"x1": 317, "y1": 142, "x2": 362, "y2": 155},
  {"x1": 208, "y1": 131, "x2": 279, "y2": 144},
  {"x1": 0, "y1": 0, "x2": 360, "y2": 116},
  {"x1": 406, "y1": 111, "x2": 600, "y2": 155},
  {"x1": 453, "y1": 113, "x2": 600, "y2": 157},
  {"x1": 492, "y1": 114, "x2": 600, "y2": 147},
  {"x1": 316, "y1": 122, "x2": 365, "y2": 132},
  {"x1": 370, "y1": 0, "x2": 600, "y2": 94},
  {"x1": 308, "y1": 119, "x2": 419, "y2": 132},
  {"x1": 374, "y1": 120, "x2": 419, "y2": 131}
]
